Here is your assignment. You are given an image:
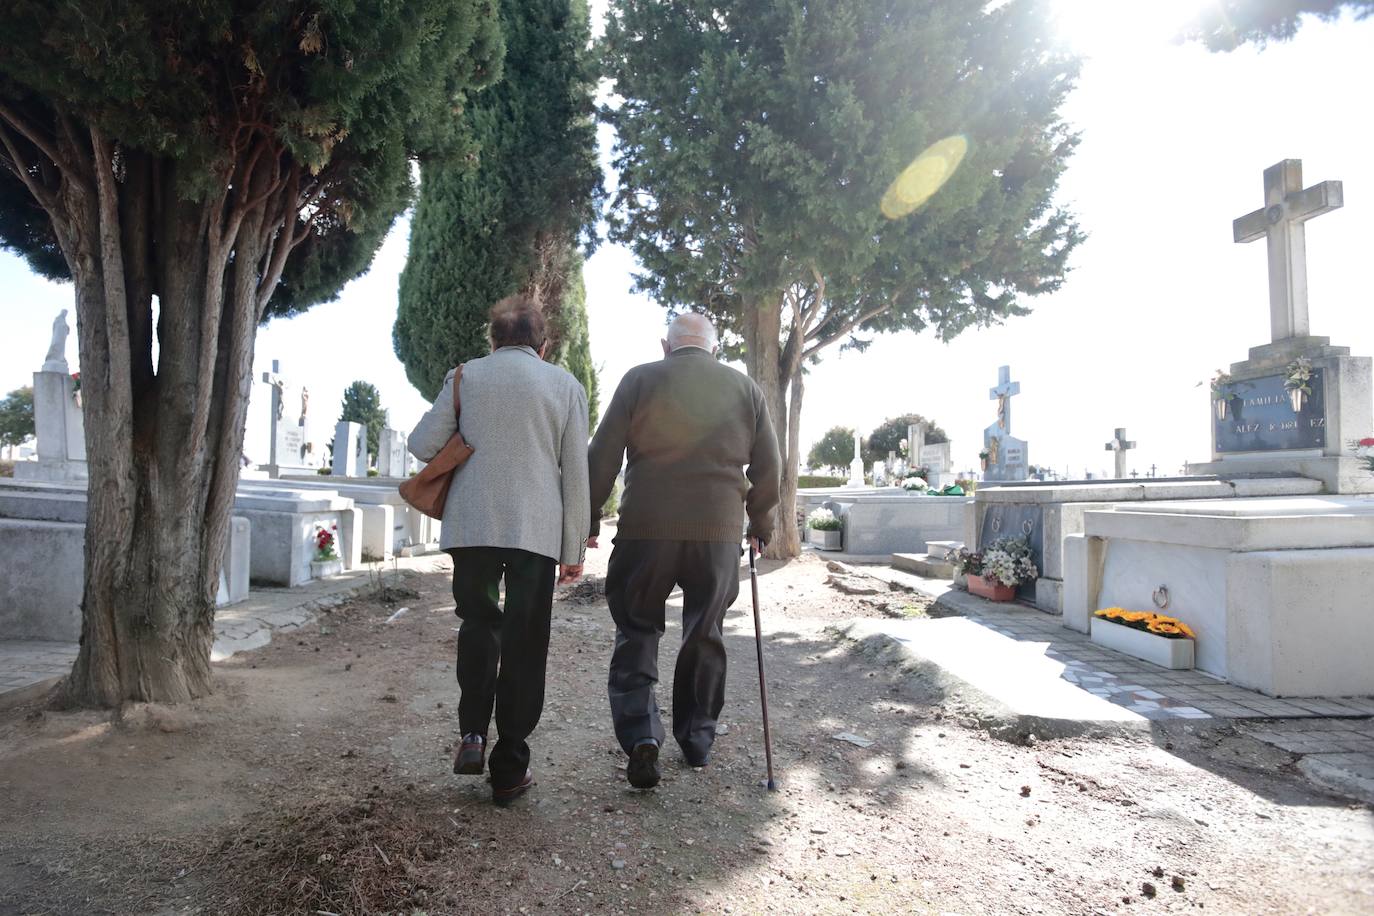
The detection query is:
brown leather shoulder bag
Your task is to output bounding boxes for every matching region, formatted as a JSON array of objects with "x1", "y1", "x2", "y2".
[{"x1": 398, "y1": 365, "x2": 475, "y2": 520}]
